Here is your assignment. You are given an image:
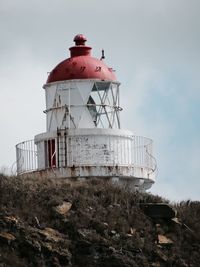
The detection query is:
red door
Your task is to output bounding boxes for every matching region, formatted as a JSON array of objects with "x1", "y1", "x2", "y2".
[{"x1": 47, "y1": 139, "x2": 56, "y2": 168}]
